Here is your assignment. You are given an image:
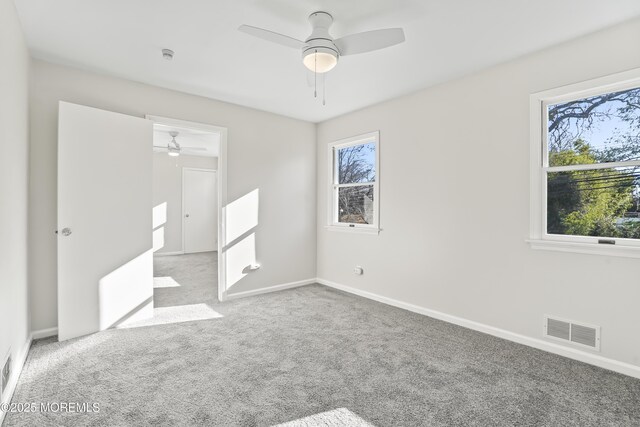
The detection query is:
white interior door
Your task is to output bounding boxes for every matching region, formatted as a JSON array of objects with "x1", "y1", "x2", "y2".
[
  {"x1": 58, "y1": 102, "x2": 154, "y2": 341},
  {"x1": 183, "y1": 168, "x2": 218, "y2": 253}
]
